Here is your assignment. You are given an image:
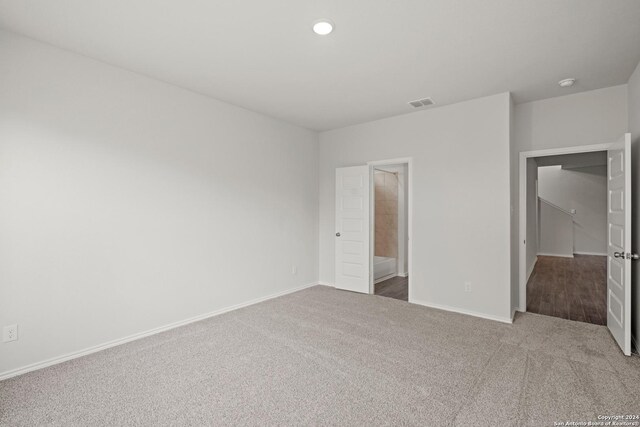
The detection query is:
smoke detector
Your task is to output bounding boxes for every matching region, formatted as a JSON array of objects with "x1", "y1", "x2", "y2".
[
  {"x1": 558, "y1": 78, "x2": 576, "y2": 88},
  {"x1": 408, "y1": 97, "x2": 435, "y2": 108}
]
